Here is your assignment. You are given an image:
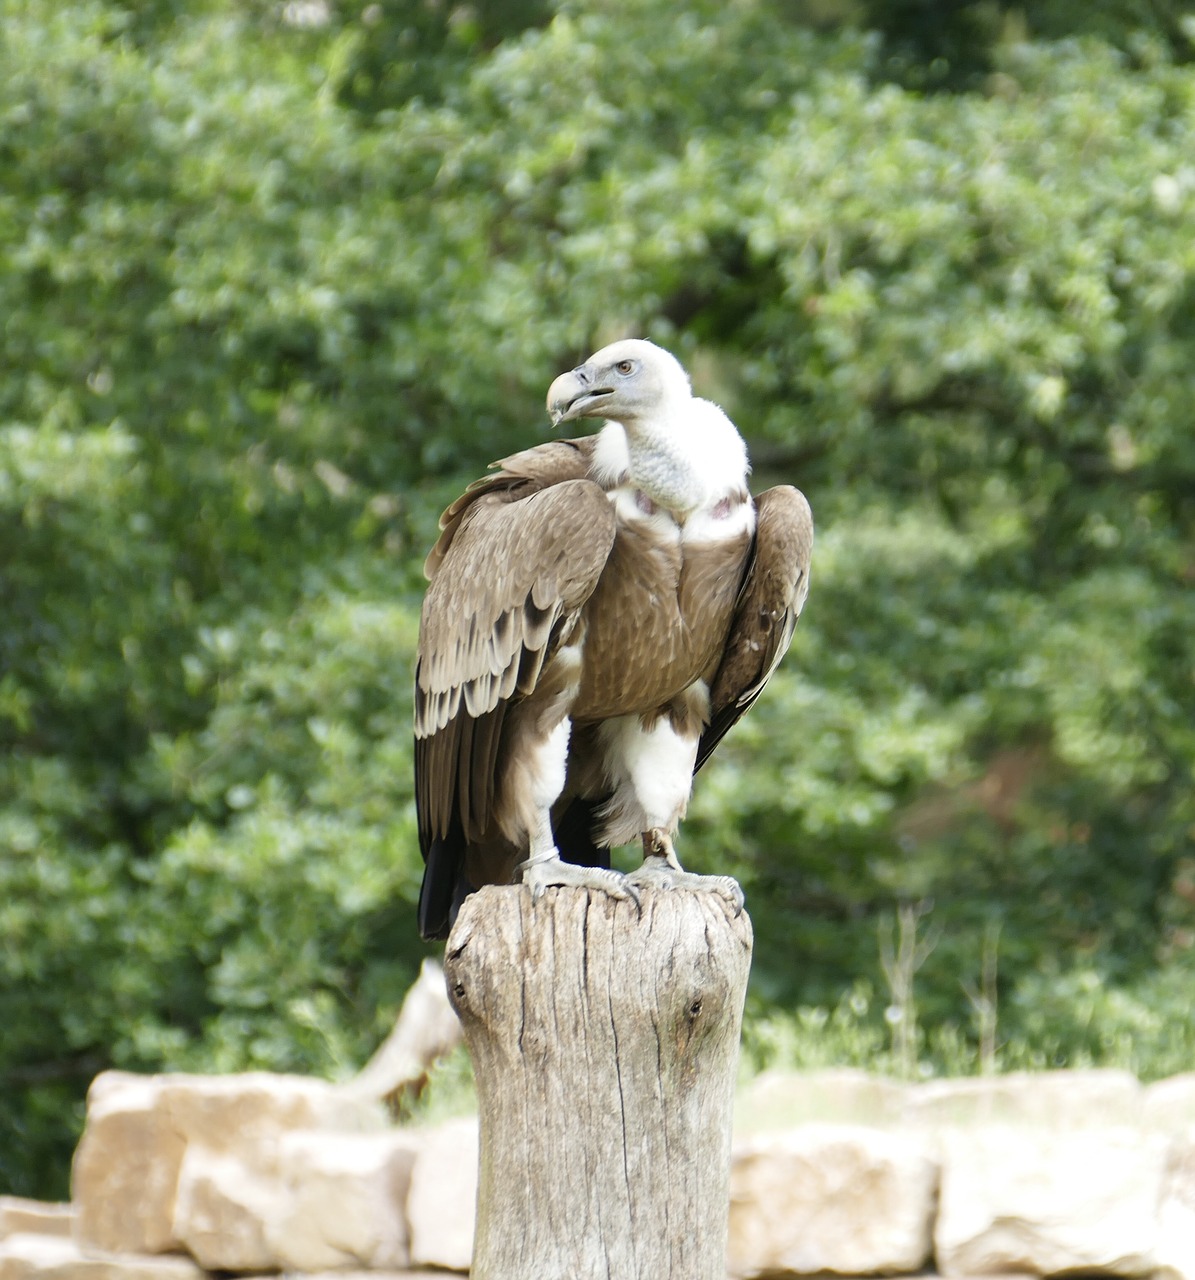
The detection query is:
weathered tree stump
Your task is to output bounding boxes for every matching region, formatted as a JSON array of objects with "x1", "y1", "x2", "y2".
[{"x1": 444, "y1": 883, "x2": 753, "y2": 1280}]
